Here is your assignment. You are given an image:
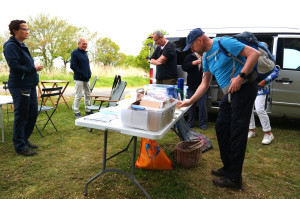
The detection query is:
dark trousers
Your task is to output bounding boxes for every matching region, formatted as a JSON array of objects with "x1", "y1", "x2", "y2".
[
  {"x1": 187, "y1": 89, "x2": 208, "y2": 129},
  {"x1": 9, "y1": 87, "x2": 38, "y2": 152},
  {"x1": 215, "y1": 81, "x2": 257, "y2": 183}
]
